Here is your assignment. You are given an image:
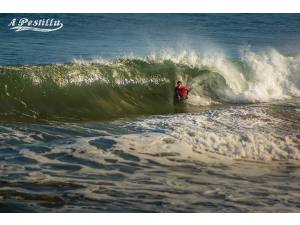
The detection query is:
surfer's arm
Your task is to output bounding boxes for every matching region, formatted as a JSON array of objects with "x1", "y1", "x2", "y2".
[{"x1": 186, "y1": 87, "x2": 190, "y2": 94}]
